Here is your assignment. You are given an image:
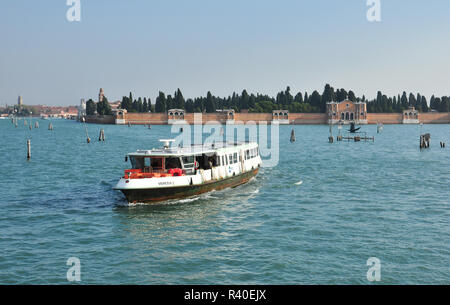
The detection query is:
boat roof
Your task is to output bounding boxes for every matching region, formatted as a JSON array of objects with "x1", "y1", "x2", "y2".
[{"x1": 128, "y1": 141, "x2": 258, "y2": 157}]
